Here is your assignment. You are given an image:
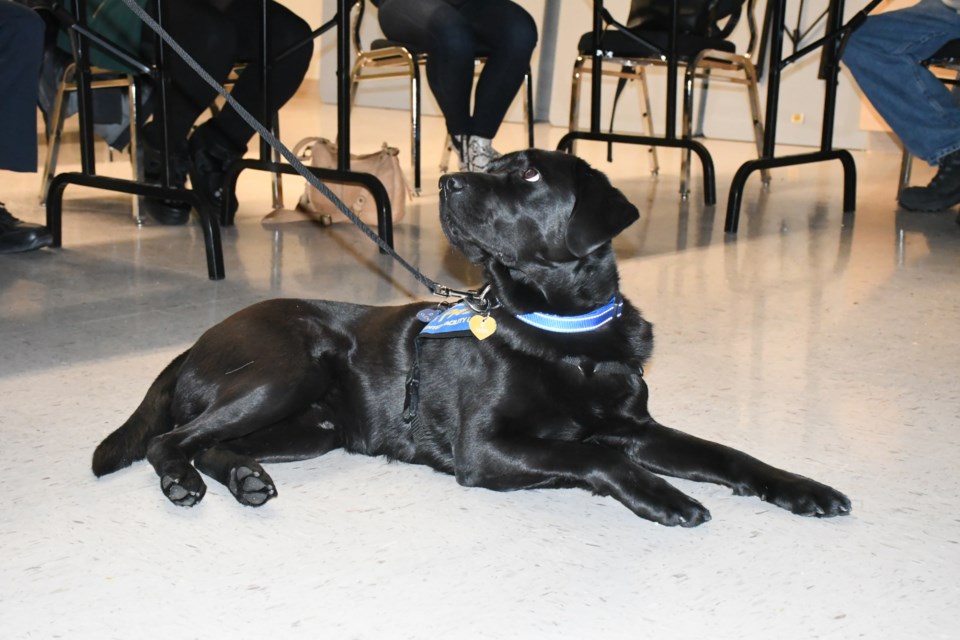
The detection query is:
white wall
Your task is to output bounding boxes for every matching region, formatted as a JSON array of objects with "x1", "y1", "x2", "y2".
[{"x1": 280, "y1": 0, "x2": 875, "y2": 150}]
